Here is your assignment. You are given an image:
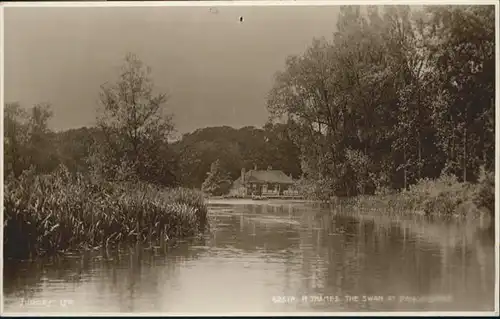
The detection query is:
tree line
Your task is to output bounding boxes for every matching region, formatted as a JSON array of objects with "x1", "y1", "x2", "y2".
[
  {"x1": 5, "y1": 54, "x2": 177, "y2": 187},
  {"x1": 267, "y1": 5, "x2": 495, "y2": 197},
  {"x1": 4, "y1": 54, "x2": 301, "y2": 190}
]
